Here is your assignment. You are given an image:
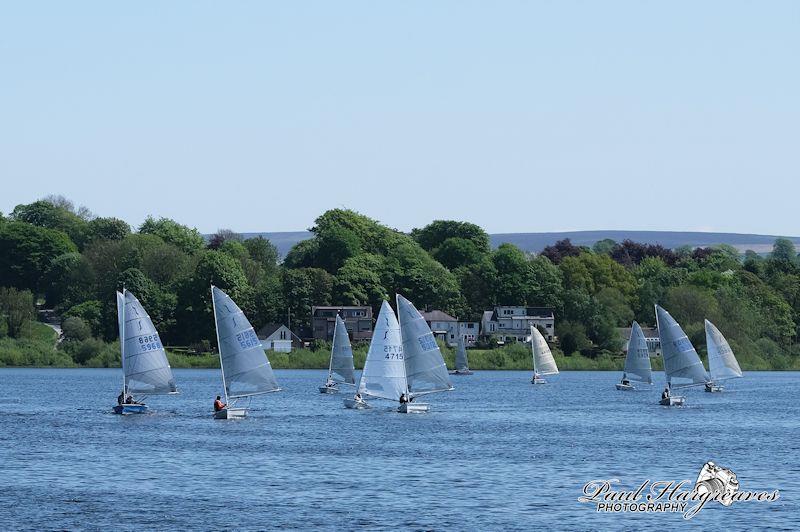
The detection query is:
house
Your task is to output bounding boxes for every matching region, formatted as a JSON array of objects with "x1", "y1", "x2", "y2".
[
  {"x1": 257, "y1": 323, "x2": 304, "y2": 352},
  {"x1": 420, "y1": 310, "x2": 480, "y2": 347},
  {"x1": 311, "y1": 306, "x2": 373, "y2": 341},
  {"x1": 481, "y1": 306, "x2": 555, "y2": 343},
  {"x1": 617, "y1": 326, "x2": 661, "y2": 356}
]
